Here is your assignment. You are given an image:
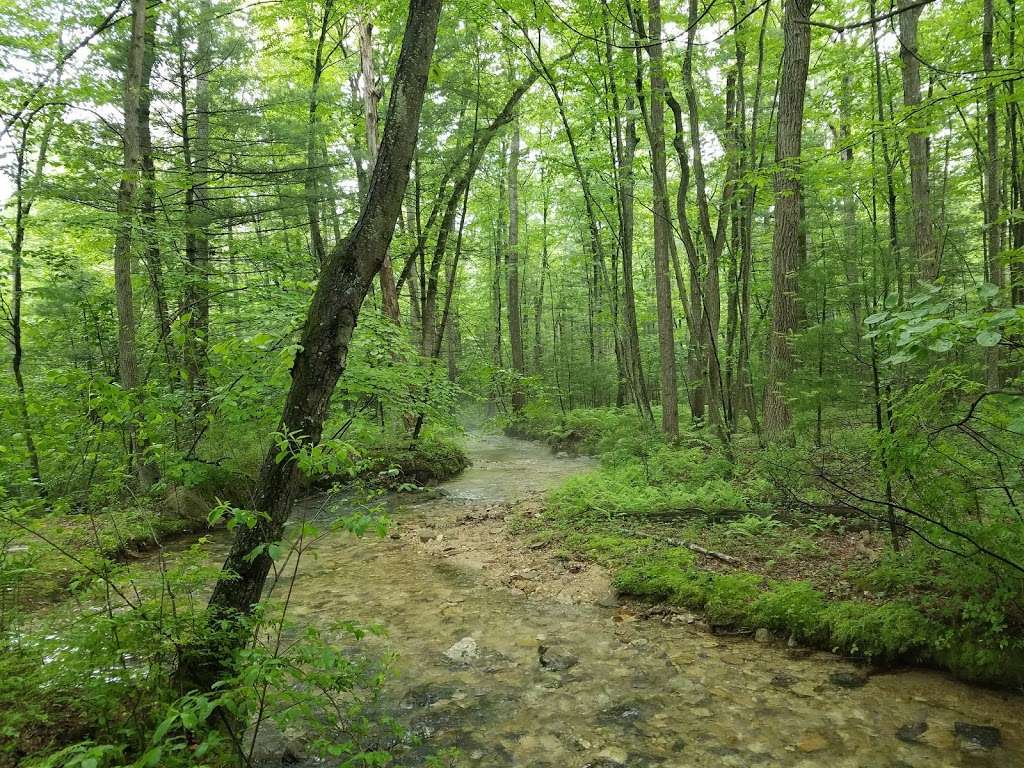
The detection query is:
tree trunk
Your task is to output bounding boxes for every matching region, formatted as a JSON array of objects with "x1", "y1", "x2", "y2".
[
  {"x1": 139, "y1": 8, "x2": 172, "y2": 365},
  {"x1": 113, "y1": 0, "x2": 157, "y2": 488},
  {"x1": 984, "y1": 0, "x2": 1003, "y2": 386},
  {"x1": 838, "y1": 38, "x2": 863, "y2": 355},
  {"x1": 763, "y1": 0, "x2": 811, "y2": 437},
  {"x1": 534, "y1": 164, "x2": 549, "y2": 374},
  {"x1": 360, "y1": 19, "x2": 402, "y2": 325},
  {"x1": 605, "y1": 8, "x2": 652, "y2": 421},
  {"x1": 507, "y1": 119, "x2": 526, "y2": 412},
  {"x1": 9, "y1": 103, "x2": 60, "y2": 492},
  {"x1": 204, "y1": 0, "x2": 441, "y2": 634},
  {"x1": 421, "y1": 71, "x2": 538, "y2": 358},
  {"x1": 899, "y1": 0, "x2": 938, "y2": 283},
  {"x1": 304, "y1": 0, "x2": 332, "y2": 266},
  {"x1": 645, "y1": 0, "x2": 679, "y2": 438}
]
